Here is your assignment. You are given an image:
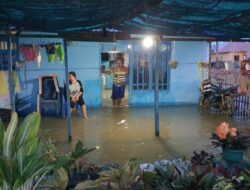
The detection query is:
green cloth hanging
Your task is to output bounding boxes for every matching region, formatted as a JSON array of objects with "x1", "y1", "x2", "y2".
[
  {"x1": 55, "y1": 44, "x2": 64, "y2": 63},
  {"x1": 48, "y1": 54, "x2": 57, "y2": 63},
  {"x1": 47, "y1": 44, "x2": 64, "y2": 63}
]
